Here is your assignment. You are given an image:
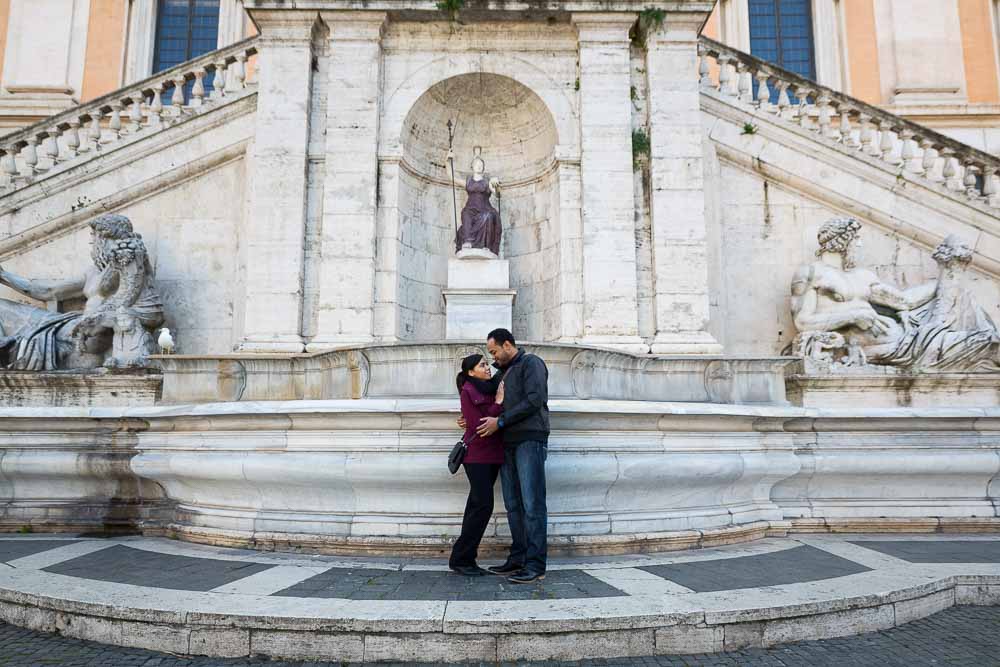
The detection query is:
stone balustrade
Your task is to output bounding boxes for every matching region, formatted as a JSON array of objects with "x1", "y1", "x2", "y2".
[
  {"x1": 0, "y1": 37, "x2": 259, "y2": 193},
  {"x1": 699, "y1": 37, "x2": 1000, "y2": 209}
]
